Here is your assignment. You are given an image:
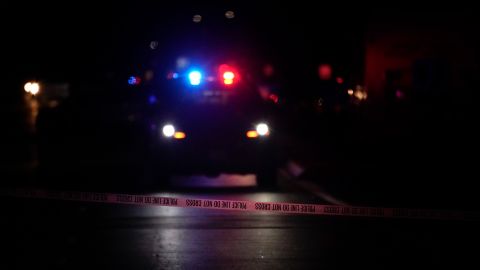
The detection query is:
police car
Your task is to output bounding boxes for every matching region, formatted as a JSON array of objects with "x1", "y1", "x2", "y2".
[{"x1": 144, "y1": 54, "x2": 281, "y2": 187}]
